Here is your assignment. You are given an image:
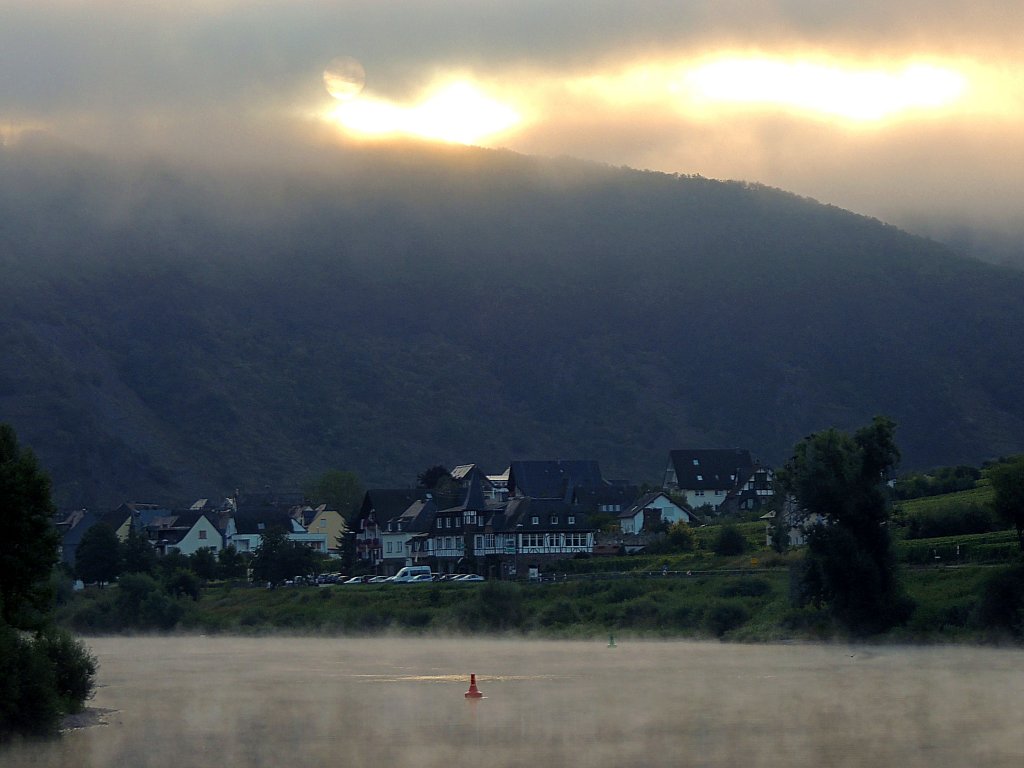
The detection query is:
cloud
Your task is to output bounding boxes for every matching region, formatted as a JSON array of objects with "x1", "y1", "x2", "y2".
[{"x1": 2, "y1": 1, "x2": 1023, "y2": 251}]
